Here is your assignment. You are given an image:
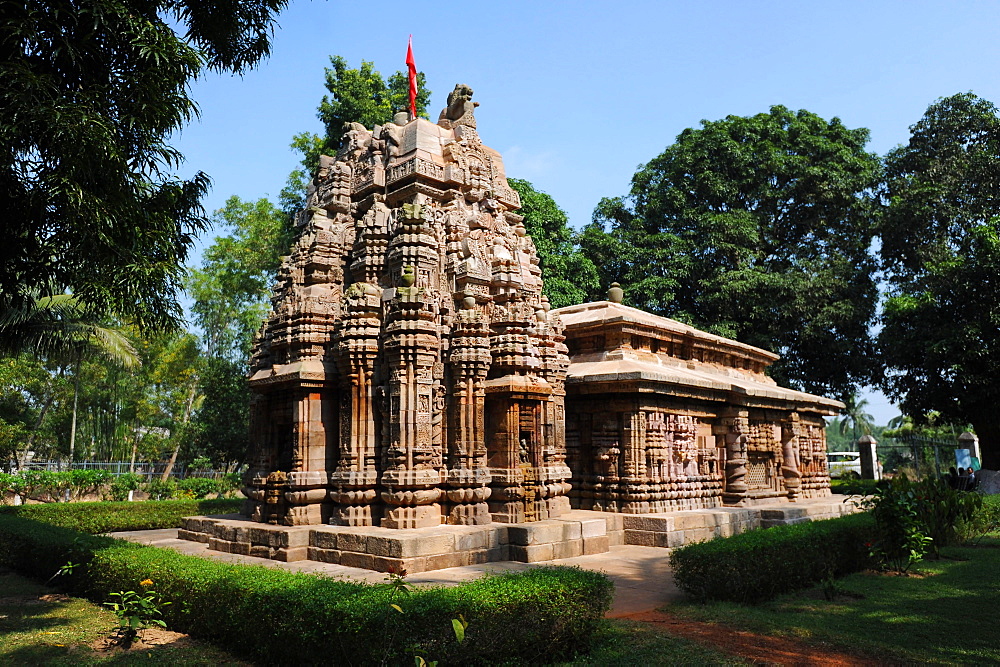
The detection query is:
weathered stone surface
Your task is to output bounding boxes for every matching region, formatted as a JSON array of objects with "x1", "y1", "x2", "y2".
[
  {"x1": 555, "y1": 300, "x2": 841, "y2": 513},
  {"x1": 243, "y1": 87, "x2": 569, "y2": 529}
]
